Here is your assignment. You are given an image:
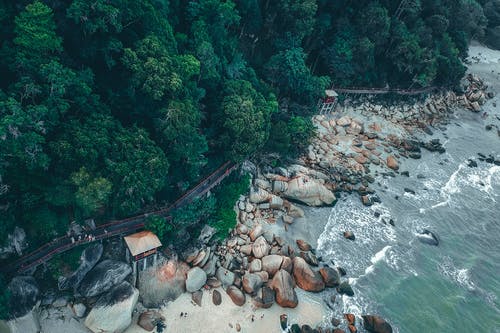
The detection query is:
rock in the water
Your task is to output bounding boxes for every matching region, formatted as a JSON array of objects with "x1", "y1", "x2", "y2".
[
  {"x1": 301, "y1": 324, "x2": 314, "y2": 333},
  {"x1": 345, "y1": 313, "x2": 356, "y2": 325},
  {"x1": 362, "y1": 315, "x2": 393, "y2": 333},
  {"x1": 261, "y1": 255, "x2": 283, "y2": 276},
  {"x1": 8, "y1": 276, "x2": 40, "y2": 318},
  {"x1": 252, "y1": 236, "x2": 270, "y2": 258},
  {"x1": 300, "y1": 251, "x2": 319, "y2": 267},
  {"x1": 226, "y1": 286, "x2": 246, "y2": 306},
  {"x1": 416, "y1": 229, "x2": 439, "y2": 246},
  {"x1": 242, "y1": 273, "x2": 263, "y2": 295},
  {"x1": 216, "y1": 267, "x2": 235, "y2": 287},
  {"x1": 331, "y1": 317, "x2": 341, "y2": 326},
  {"x1": 386, "y1": 156, "x2": 399, "y2": 171},
  {"x1": 186, "y1": 267, "x2": 207, "y2": 292},
  {"x1": 79, "y1": 260, "x2": 132, "y2": 297},
  {"x1": 343, "y1": 231, "x2": 355, "y2": 241},
  {"x1": 212, "y1": 289, "x2": 222, "y2": 305},
  {"x1": 319, "y1": 267, "x2": 340, "y2": 287},
  {"x1": 192, "y1": 290, "x2": 203, "y2": 306},
  {"x1": 296, "y1": 239, "x2": 312, "y2": 251},
  {"x1": 58, "y1": 243, "x2": 103, "y2": 291},
  {"x1": 283, "y1": 176, "x2": 335, "y2": 206},
  {"x1": 337, "y1": 281, "x2": 354, "y2": 296},
  {"x1": 138, "y1": 311, "x2": 165, "y2": 332},
  {"x1": 270, "y1": 270, "x2": 298, "y2": 308},
  {"x1": 84, "y1": 281, "x2": 139, "y2": 333},
  {"x1": 292, "y1": 257, "x2": 325, "y2": 292}
]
